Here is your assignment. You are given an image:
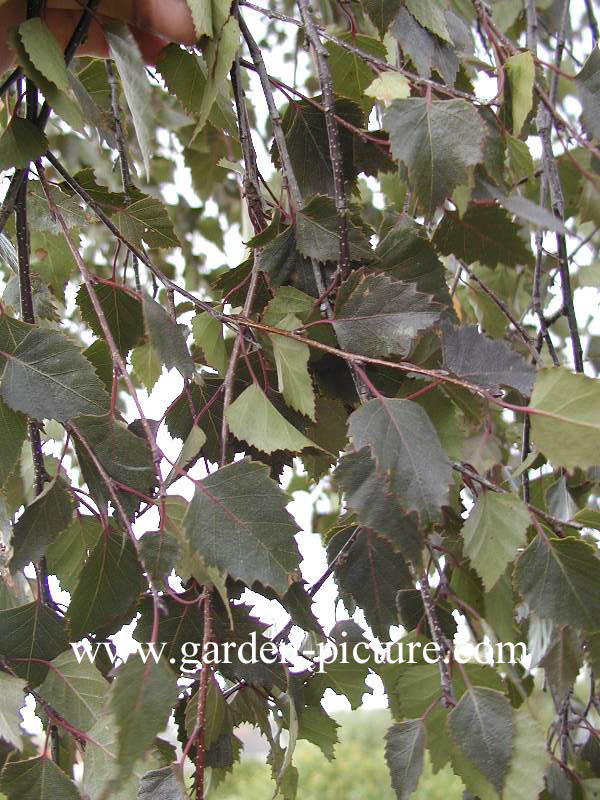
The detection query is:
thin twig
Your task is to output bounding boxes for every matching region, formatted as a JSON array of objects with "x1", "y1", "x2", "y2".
[
  {"x1": 238, "y1": 14, "x2": 303, "y2": 212},
  {"x1": 273, "y1": 527, "x2": 361, "y2": 645},
  {"x1": 39, "y1": 177, "x2": 165, "y2": 616},
  {"x1": 193, "y1": 588, "x2": 213, "y2": 800},
  {"x1": 240, "y1": 1, "x2": 482, "y2": 103},
  {"x1": 43, "y1": 152, "x2": 224, "y2": 321},
  {"x1": 419, "y1": 569, "x2": 456, "y2": 707},
  {"x1": 221, "y1": 57, "x2": 266, "y2": 465},
  {"x1": 584, "y1": 0, "x2": 599, "y2": 45},
  {"x1": 461, "y1": 263, "x2": 536, "y2": 358},
  {"x1": 537, "y1": 1, "x2": 584, "y2": 373},
  {"x1": 105, "y1": 57, "x2": 141, "y2": 290},
  {"x1": 297, "y1": 0, "x2": 350, "y2": 281}
]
